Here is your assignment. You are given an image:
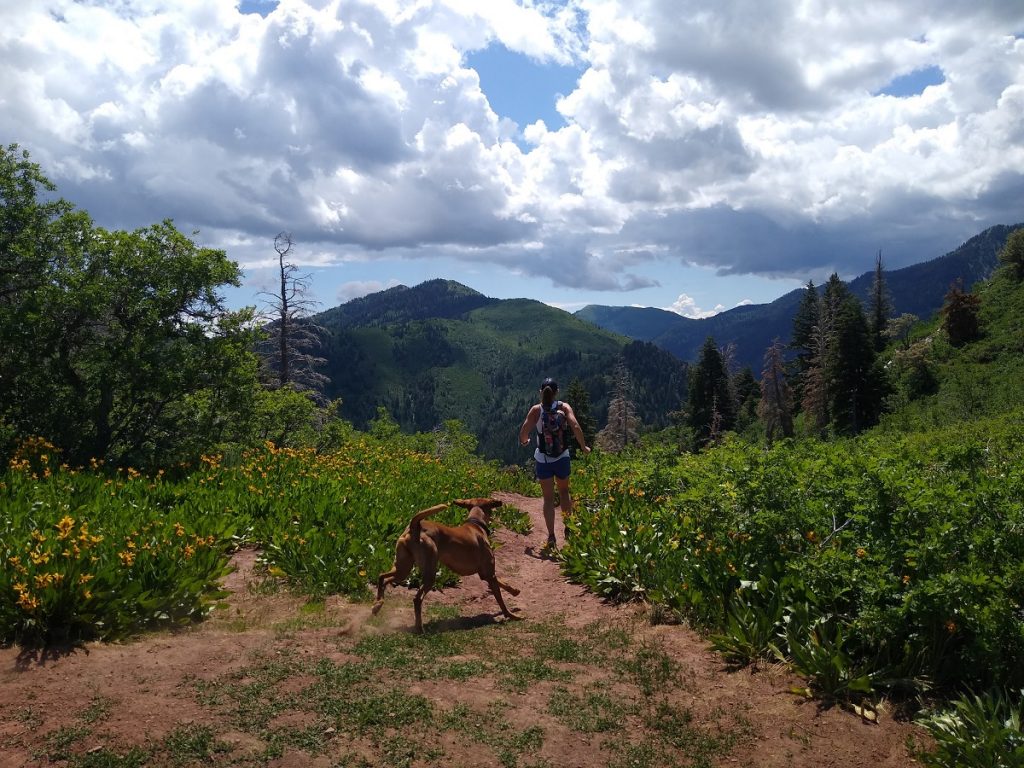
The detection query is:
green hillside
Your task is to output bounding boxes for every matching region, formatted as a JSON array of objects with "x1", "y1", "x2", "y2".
[
  {"x1": 315, "y1": 282, "x2": 689, "y2": 463},
  {"x1": 880, "y1": 256, "x2": 1024, "y2": 432}
]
